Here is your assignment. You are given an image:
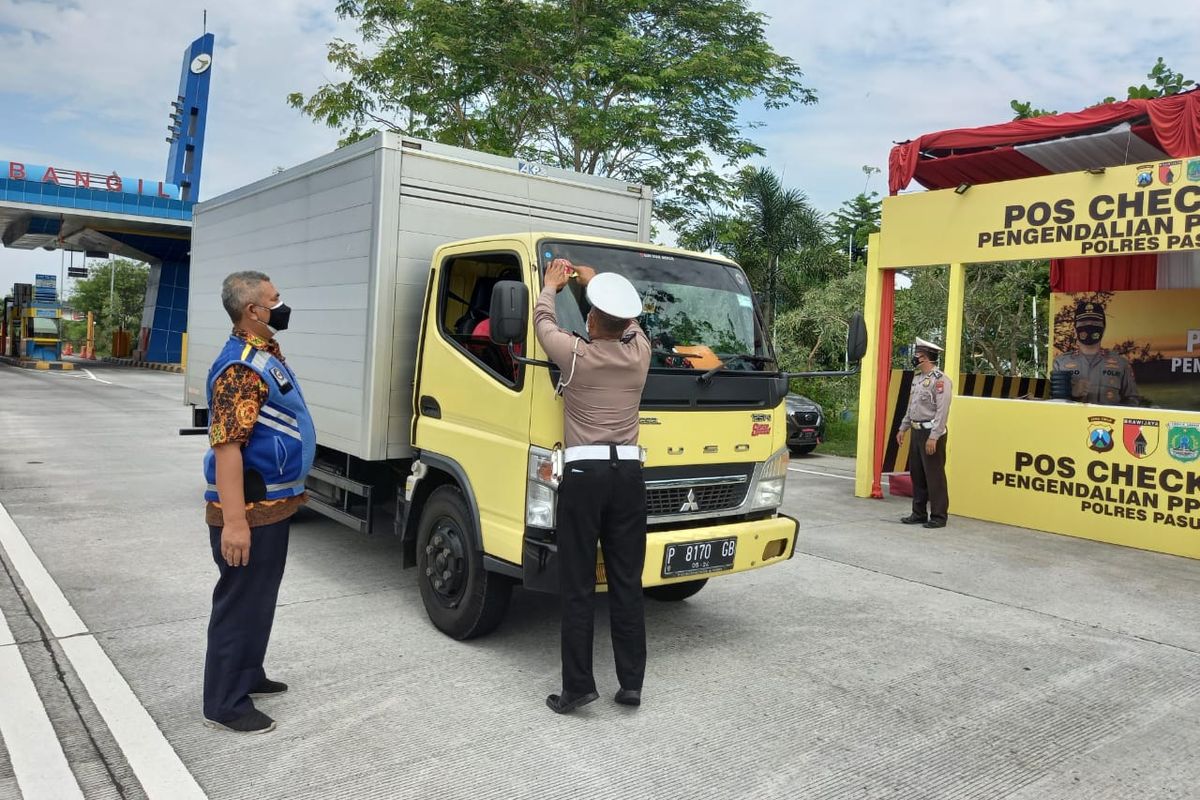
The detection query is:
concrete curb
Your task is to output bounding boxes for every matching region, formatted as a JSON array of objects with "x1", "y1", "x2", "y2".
[
  {"x1": 100, "y1": 358, "x2": 183, "y2": 374},
  {"x1": 0, "y1": 356, "x2": 75, "y2": 371}
]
